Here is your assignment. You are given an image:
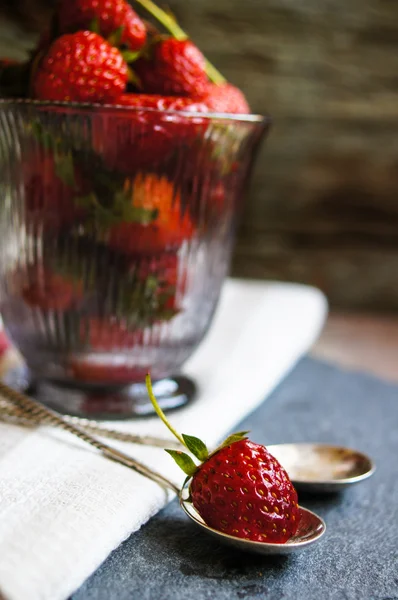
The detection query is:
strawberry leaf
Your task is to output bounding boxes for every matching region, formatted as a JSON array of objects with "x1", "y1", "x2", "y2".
[
  {"x1": 114, "y1": 265, "x2": 180, "y2": 328},
  {"x1": 121, "y1": 50, "x2": 142, "y2": 64},
  {"x1": 73, "y1": 190, "x2": 158, "y2": 228},
  {"x1": 88, "y1": 17, "x2": 100, "y2": 34},
  {"x1": 217, "y1": 431, "x2": 250, "y2": 450},
  {"x1": 54, "y1": 152, "x2": 76, "y2": 188},
  {"x1": 127, "y1": 68, "x2": 142, "y2": 88},
  {"x1": 30, "y1": 121, "x2": 54, "y2": 150},
  {"x1": 182, "y1": 434, "x2": 208, "y2": 461},
  {"x1": 165, "y1": 450, "x2": 197, "y2": 476},
  {"x1": 108, "y1": 26, "x2": 125, "y2": 47}
]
